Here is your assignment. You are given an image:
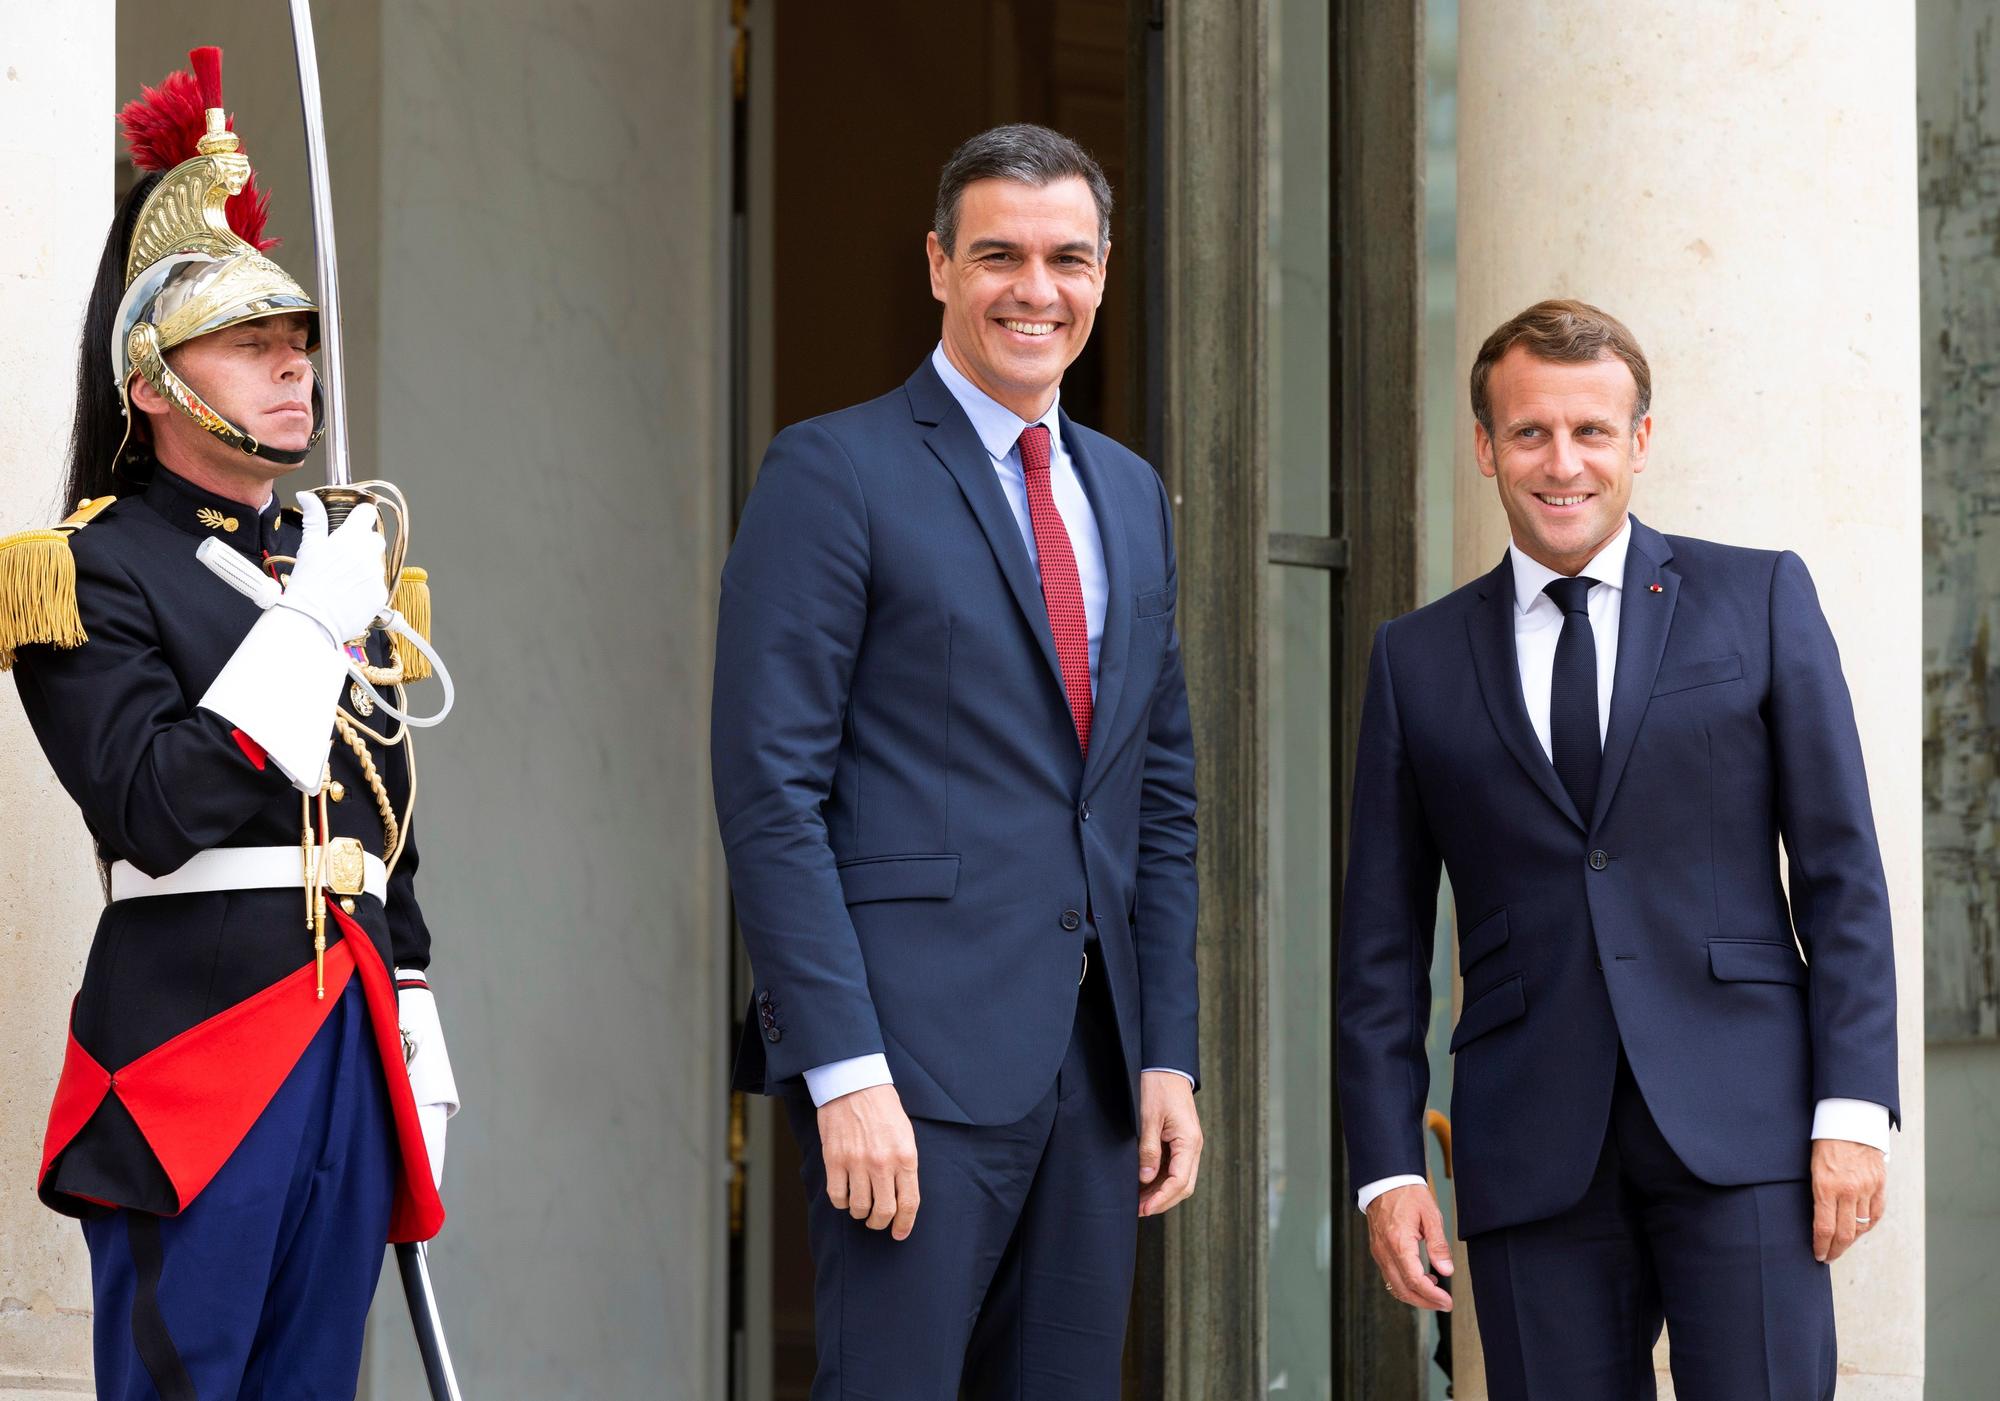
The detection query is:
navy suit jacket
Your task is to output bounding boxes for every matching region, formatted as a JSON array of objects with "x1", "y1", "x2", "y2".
[
  {"x1": 712, "y1": 358, "x2": 1199, "y2": 1126},
  {"x1": 1336, "y1": 517, "x2": 1898, "y2": 1238}
]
